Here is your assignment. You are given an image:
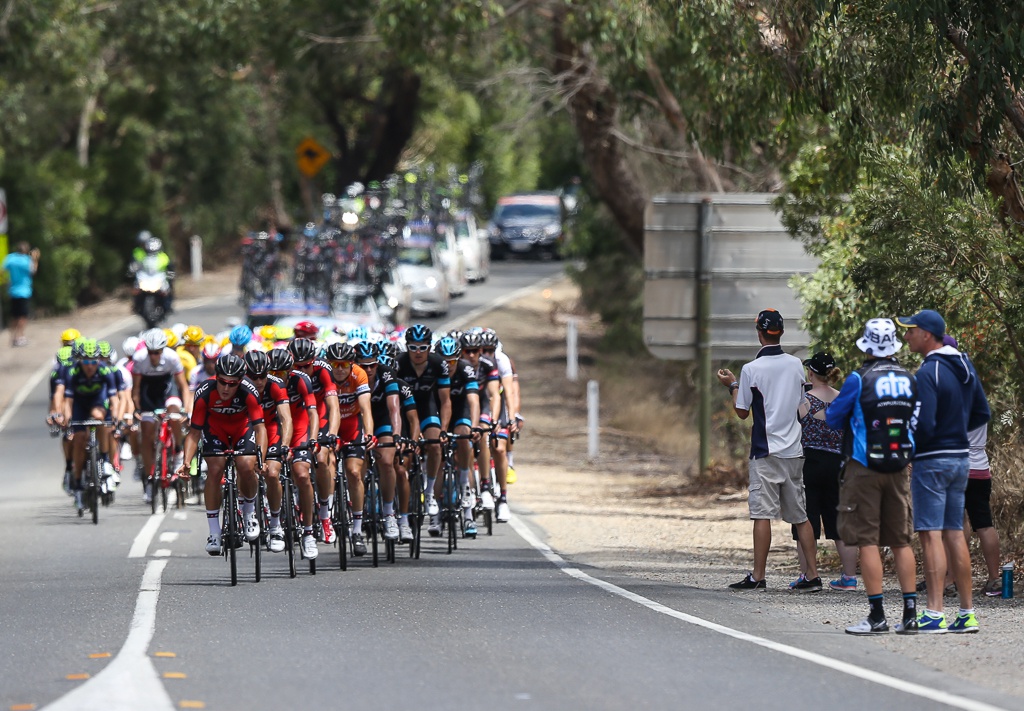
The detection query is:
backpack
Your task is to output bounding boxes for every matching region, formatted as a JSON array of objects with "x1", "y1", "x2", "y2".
[{"x1": 858, "y1": 359, "x2": 917, "y2": 473}]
